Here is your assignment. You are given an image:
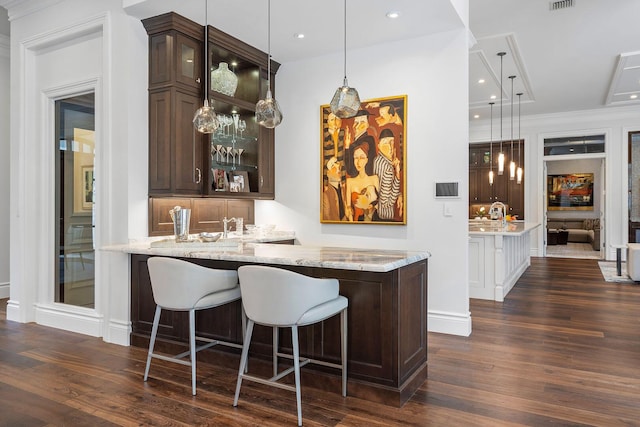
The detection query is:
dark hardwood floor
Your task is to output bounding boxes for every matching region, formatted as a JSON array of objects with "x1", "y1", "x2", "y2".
[{"x1": 1, "y1": 257, "x2": 639, "y2": 426}]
